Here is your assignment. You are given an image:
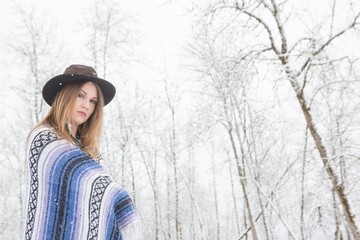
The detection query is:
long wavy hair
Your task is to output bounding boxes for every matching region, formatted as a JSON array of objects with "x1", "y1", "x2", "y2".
[{"x1": 37, "y1": 81, "x2": 104, "y2": 157}]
